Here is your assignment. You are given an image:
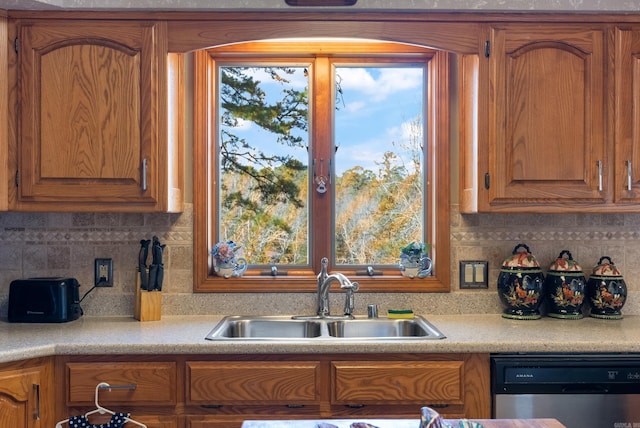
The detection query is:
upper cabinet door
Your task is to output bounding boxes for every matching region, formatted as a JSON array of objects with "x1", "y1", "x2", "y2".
[
  {"x1": 17, "y1": 20, "x2": 181, "y2": 212},
  {"x1": 0, "y1": 15, "x2": 8, "y2": 212},
  {"x1": 486, "y1": 24, "x2": 606, "y2": 210},
  {"x1": 614, "y1": 27, "x2": 640, "y2": 204}
]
